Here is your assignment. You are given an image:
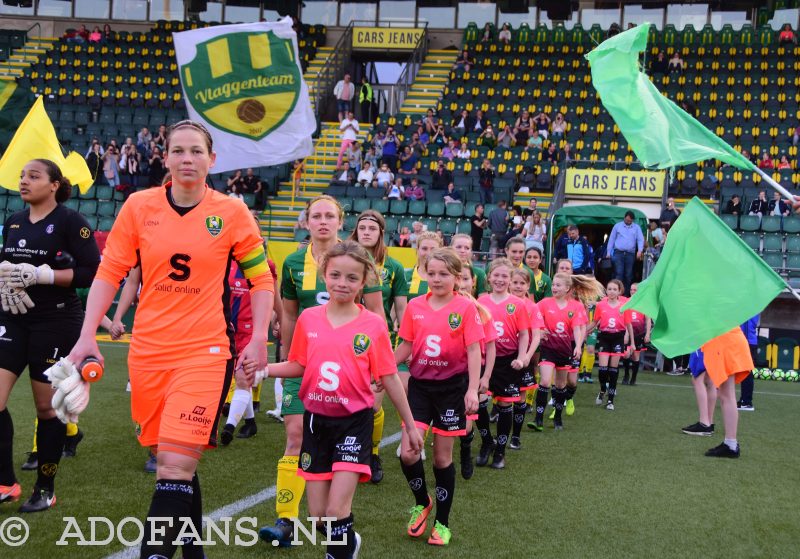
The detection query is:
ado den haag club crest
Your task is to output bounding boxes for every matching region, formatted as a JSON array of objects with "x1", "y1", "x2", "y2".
[
  {"x1": 206, "y1": 215, "x2": 224, "y2": 237},
  {"x1": 448, "y1": 312, "x2": 462, "y2": 331},
  {"x1": 181, "y1": 31, "x2": 301, "y2": 140},
  {"x1": 353, "y1": 334, "x2": 371, "y2": 356}
]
